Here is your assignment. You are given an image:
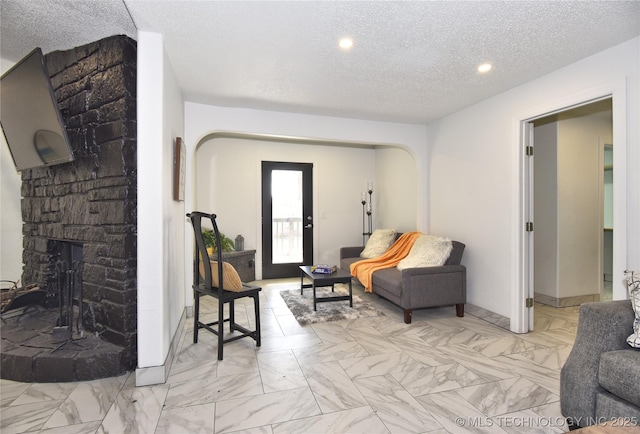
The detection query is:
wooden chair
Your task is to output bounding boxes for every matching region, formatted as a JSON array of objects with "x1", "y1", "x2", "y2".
[{"x1": 187, "y1": 211, "x2": 261, "y2": 360}]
